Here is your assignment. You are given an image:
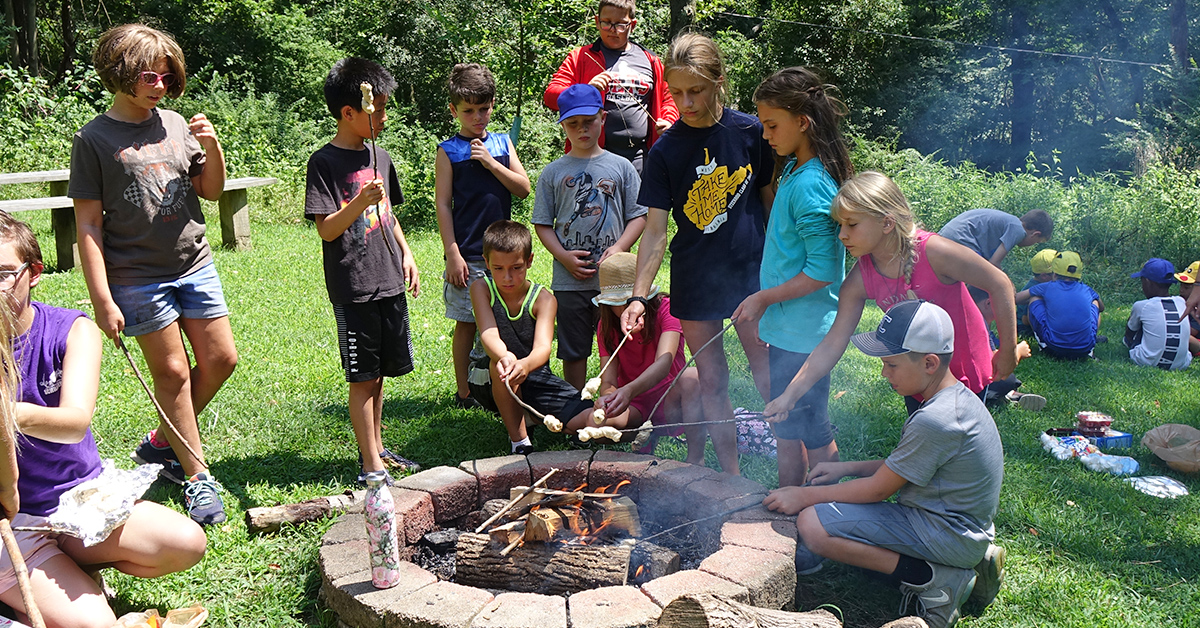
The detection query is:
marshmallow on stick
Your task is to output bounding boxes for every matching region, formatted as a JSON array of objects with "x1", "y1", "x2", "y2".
[
  {"x1": 359, "y1": 82, "x2": 376, "y2": 114},
  {"x1": 578, "y1": 426, "x2": 622, "y2": 442},
  {"x1": 592, "y1": 407, "x2": 606, "y2": 425}
]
